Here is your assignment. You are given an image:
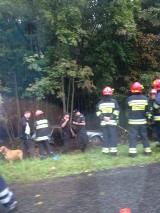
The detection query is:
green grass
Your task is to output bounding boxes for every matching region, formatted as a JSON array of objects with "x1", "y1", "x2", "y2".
[{"x1": 0, "y1": 142, "x2": 160, "y2": 183}]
